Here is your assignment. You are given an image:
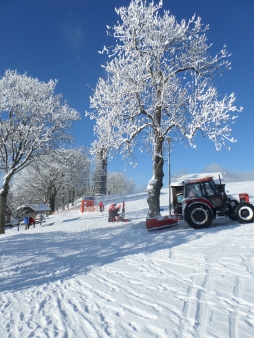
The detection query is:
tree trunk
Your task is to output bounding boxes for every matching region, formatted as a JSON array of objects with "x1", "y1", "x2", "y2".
[
  {"x1": 71, "y1": 188, "x2": 75, "y2": 206},
  {"x1": 147, "y1": 140, "x2": 164, "y2": 218},
  {"x1": 0, "y1": 177, "x2": 11, "y2": 234},
  {"x1": 49, "y1": 192, "x2": 57, "y2": 212}
]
